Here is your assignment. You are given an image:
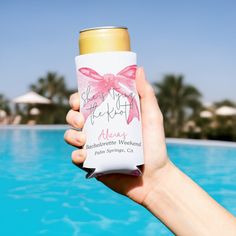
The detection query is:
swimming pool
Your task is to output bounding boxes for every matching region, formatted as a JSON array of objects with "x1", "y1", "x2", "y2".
[{"x1": 1, "y1": 127, "x2": 236, "y2": 235}]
